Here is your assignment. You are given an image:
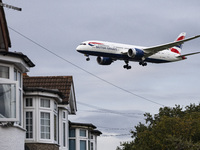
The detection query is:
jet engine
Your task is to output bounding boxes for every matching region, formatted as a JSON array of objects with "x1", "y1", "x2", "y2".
[
  {"x1": 127, "y1": 48, "x2": 144, "y2": 58},
  {"x1": 97, "y1": 56, "x2": 113, "y2": 65}
]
